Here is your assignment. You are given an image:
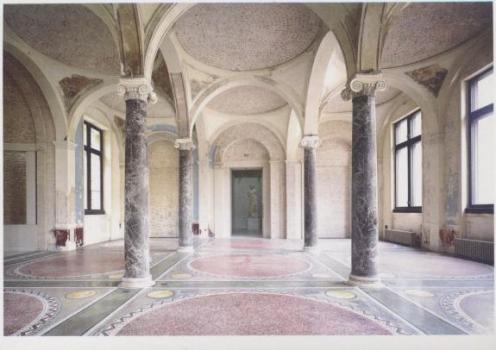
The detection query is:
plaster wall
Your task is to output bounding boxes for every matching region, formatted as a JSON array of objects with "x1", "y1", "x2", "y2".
[{"x1": 148, "y1": 140, "x2": 179, "y2": 237}]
